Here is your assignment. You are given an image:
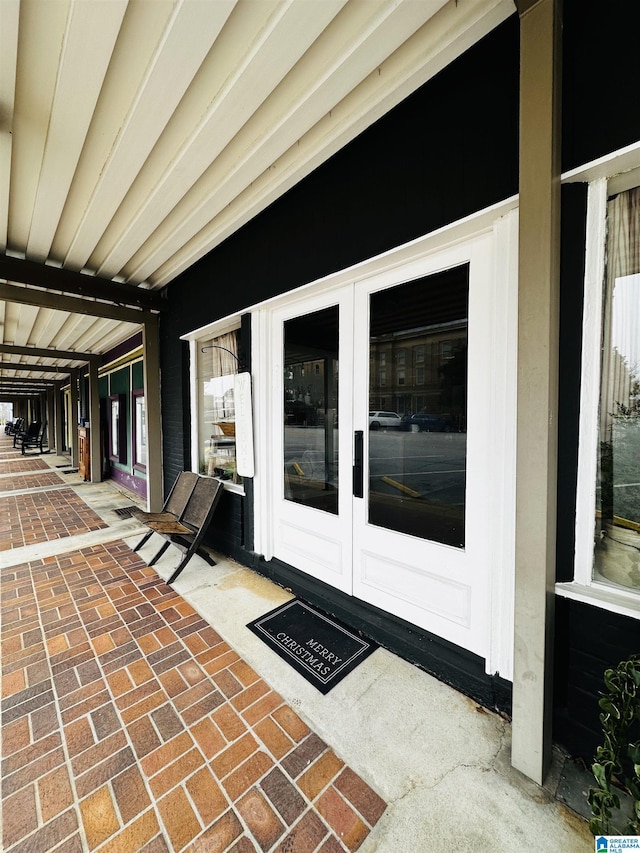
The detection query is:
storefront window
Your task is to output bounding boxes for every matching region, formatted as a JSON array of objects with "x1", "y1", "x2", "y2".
[
  {"x1": 133, "y1": 391, "x2": 146, "y2": 470},
  {"x1": 594, "y1": 186, "x2": 640, "y2": 590},
  {"x1": 109, "y1": 394, "x2": 127, "y2": 463},
  {"x1": 197, "y1": 329, "x2": 242, "y2": 485}
]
